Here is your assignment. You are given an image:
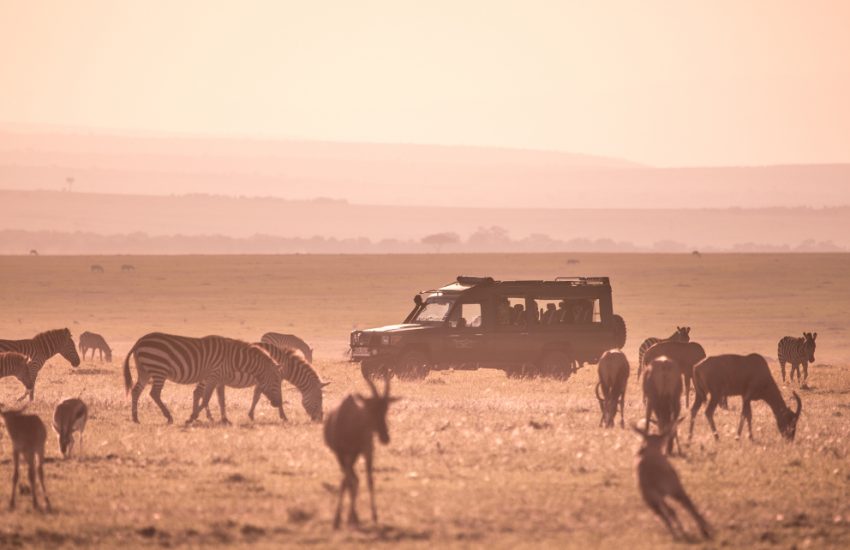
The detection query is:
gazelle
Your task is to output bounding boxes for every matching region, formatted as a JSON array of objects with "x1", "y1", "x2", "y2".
[
  {"x1": 0, "y1": 406, "x2": 52, "y2": 512},
  {"x1": 53, "y1": 398, "x2": 89, "y2": 458},
  {"x1": 634, "y1": 420, "x2": 711, "y2": 541},
  {"x1": 323, "y1": 365, "x2": 399, "y2": 529}
]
